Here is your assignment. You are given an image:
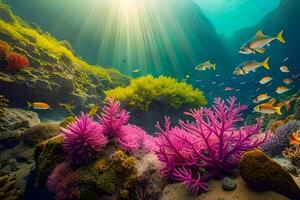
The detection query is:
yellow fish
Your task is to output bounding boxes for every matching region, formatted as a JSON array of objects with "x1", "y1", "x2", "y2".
[
  {"x1": 253, "y1": 93, "x2": 271, "y2": 103},
  {"x1": 233, "y1": 57, "x2": 270, "y2": 75},
  {"x1": 27, "y1": 102, "x2": 51, "y2": 110},
  {"x1": 254, "y1": 98, "x2": 282, "y2": 115},
  {"x1": 259, "y1": 76, "x2": 273, "y2": 84}
]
